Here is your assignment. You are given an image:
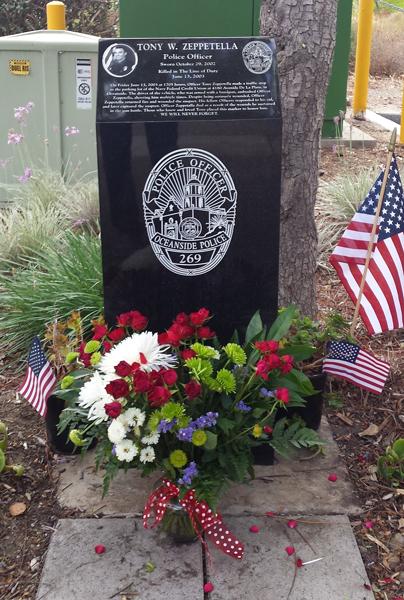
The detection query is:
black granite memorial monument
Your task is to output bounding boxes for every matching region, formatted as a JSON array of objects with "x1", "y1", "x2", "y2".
[{"x1": 97, "y1": 37, "x2": 282, "y2": 339}]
